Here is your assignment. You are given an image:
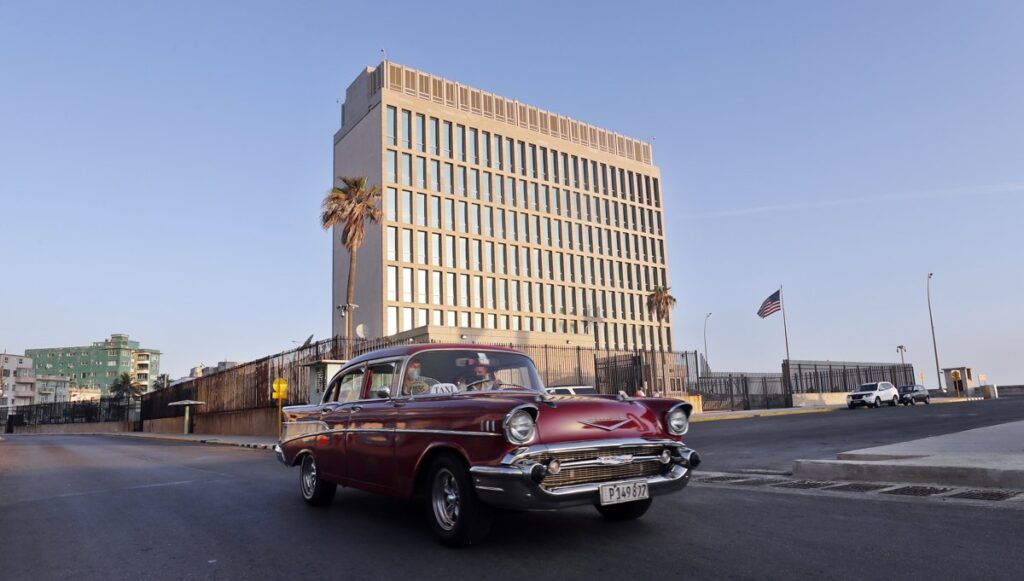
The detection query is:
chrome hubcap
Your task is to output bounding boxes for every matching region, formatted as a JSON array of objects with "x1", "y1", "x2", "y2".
[
  {"x1": 432, "y1": 468, "x2": 460, "y2": 531},
  {"x1": 301, "y1": 456, "x2": 318, "y2": 499}
]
